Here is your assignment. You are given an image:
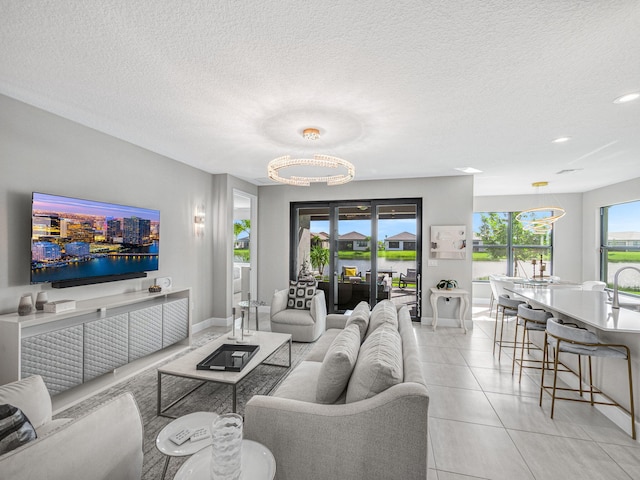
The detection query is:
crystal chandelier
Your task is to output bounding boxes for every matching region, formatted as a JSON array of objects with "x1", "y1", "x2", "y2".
[
  {"x1": 515, "y1": 182, "x2": 566, "y2": 234},
  {"x1": 267, "y1": 128, "x2": 355, "y2": 186}
]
